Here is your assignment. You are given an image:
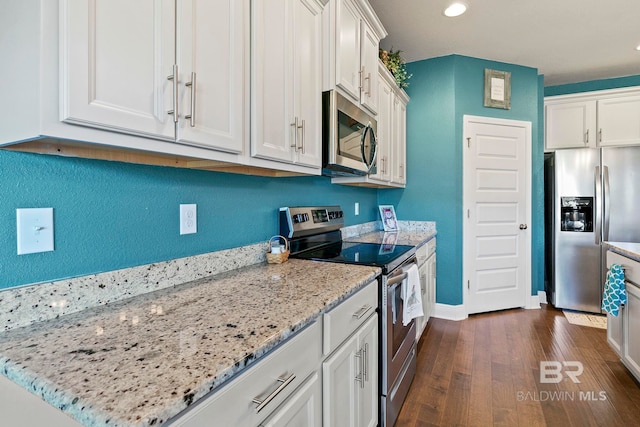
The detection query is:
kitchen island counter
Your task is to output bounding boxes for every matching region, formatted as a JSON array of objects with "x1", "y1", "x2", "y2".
[
  {"x1": 0, "y1": 259, "x2": 379, "y2": 426},
  {"x1": 605, "y1": 241, "x2": 640, "y2": 263}
]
